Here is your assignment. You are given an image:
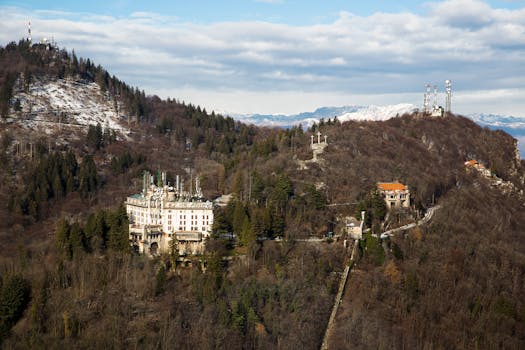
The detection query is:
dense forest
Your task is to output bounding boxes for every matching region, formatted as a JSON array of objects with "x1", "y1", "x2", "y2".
[{"x1": 0, "y1": 41, "x2": 524, "y2": 349}]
